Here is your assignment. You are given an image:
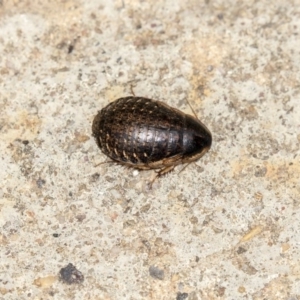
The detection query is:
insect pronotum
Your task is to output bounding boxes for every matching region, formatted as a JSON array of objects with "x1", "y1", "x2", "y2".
[{"x1": 92, "y1": 95, "x2": 212, "y2": 183}]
